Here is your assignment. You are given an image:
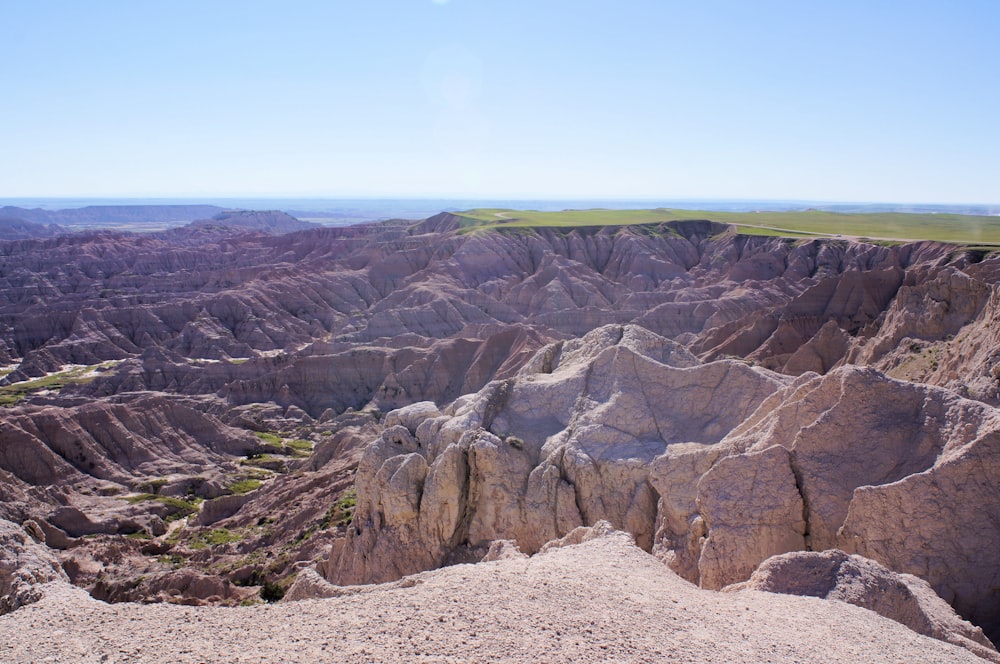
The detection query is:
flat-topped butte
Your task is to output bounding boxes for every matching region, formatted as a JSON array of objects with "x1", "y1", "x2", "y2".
[{"x1": 455, "y1": 207, "x2": 1000, "y2": 245}]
